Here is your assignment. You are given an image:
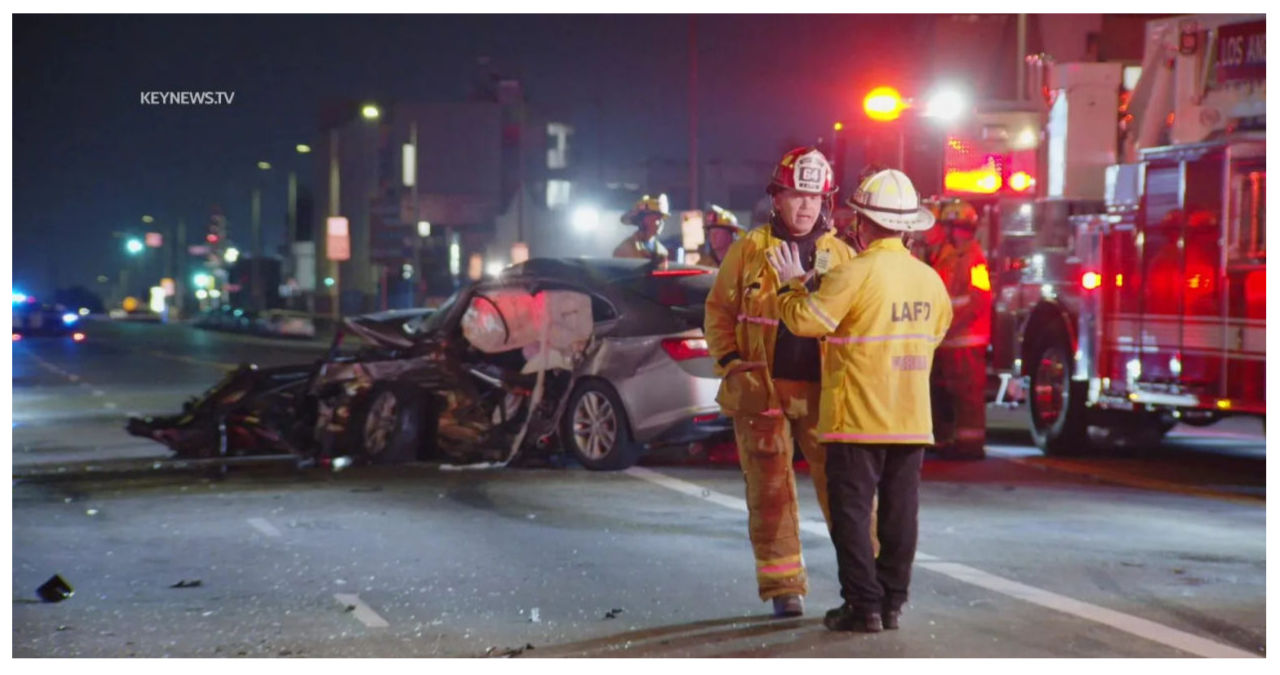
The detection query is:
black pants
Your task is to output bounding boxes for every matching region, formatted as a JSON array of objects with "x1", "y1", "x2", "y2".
[{"x1": 825, "y1": 443, "x2": 924, "y2": 614}]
